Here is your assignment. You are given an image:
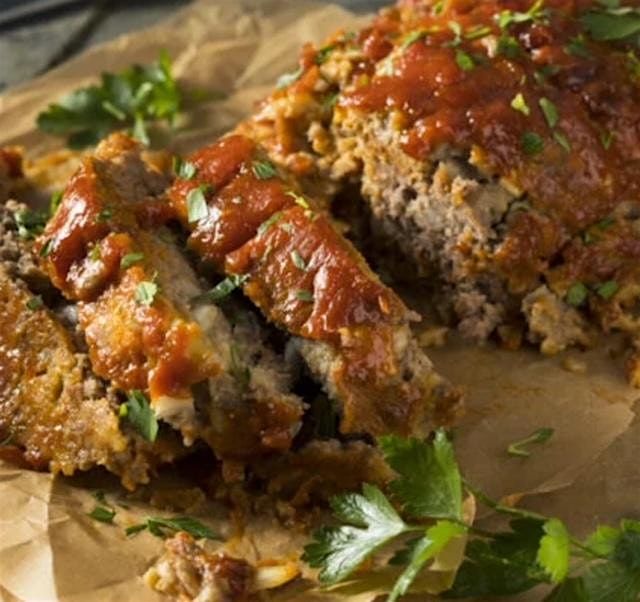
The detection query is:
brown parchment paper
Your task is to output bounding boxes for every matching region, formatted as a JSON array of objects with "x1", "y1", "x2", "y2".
[{"x1": 0, "y1": 1, "x2": 638, "y2": 601}]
